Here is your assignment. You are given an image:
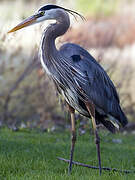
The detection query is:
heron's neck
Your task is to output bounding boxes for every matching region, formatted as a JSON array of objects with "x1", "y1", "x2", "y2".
[{"x1": 40, "y1": 14, "x2": 70, "y2": 61}]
